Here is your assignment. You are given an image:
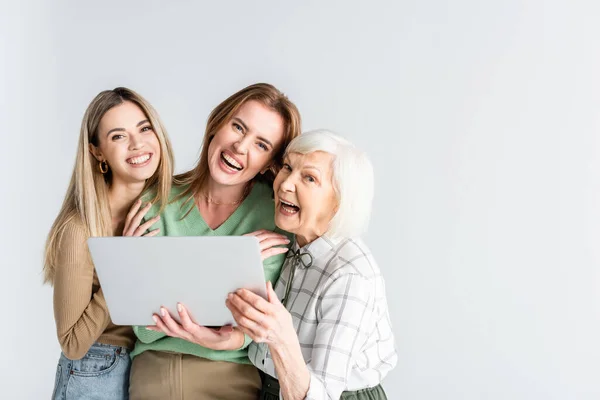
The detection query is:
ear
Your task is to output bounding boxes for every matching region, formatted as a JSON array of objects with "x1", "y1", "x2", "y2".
[
  {"x1": 88, "y1": 143, "x2": 104, "y2": 162},
  {"x1": 260, "y1": 162, "x2": 272, "y2": 175}
]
